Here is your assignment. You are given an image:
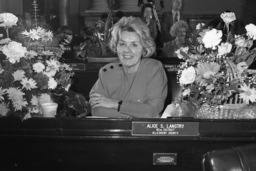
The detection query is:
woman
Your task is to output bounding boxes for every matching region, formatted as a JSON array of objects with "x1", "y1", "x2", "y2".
[
  {"x1": 141, "y1": 3, "x2": 158, "y2": 40},
  {"x1": 161, "y1": 20, "x2": 189, "y2": 57},
  {"x1": 89, "y1": 16, "x2": 168, "y2": 118}
]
